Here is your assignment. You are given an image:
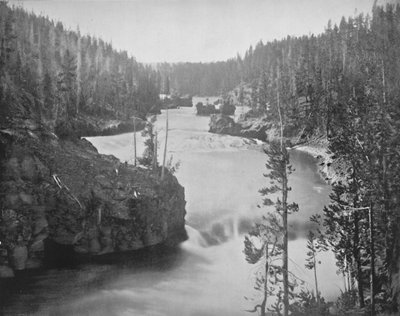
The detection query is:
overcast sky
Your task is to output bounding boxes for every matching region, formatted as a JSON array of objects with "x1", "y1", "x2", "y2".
[{"x1": 10, "y1": 0, "x2": 384, "y2": 63}]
